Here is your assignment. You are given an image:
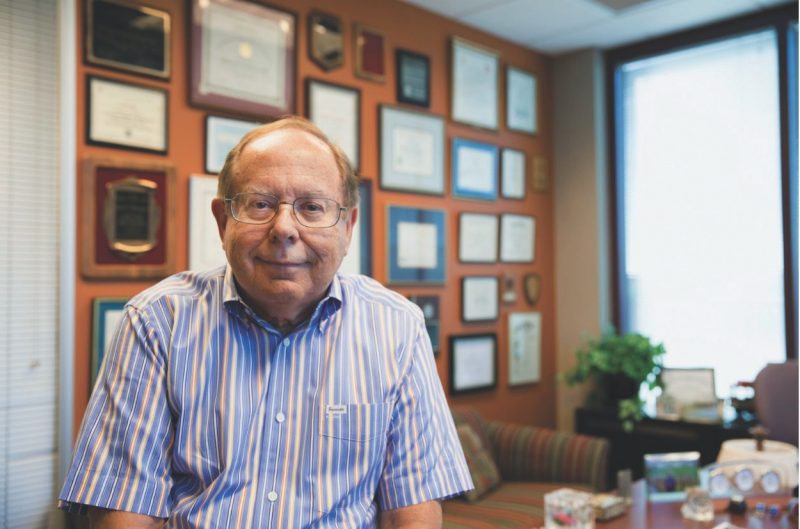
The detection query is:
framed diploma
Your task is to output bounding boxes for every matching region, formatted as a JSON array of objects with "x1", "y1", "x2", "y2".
[
  {"x1": 91, "y1": 297, "x2": 128, "y2": 386},
  {"x1": 308, "y1": 11, "x2": 343, "y2": 71},
  {"x1": 458, "y1": 212, "x2": 498, "y2": 263},
  {"x1": 508, "y1": 312, "x2": 541, "y2": 386},
  {"x1": 81, "y1": 157, "x2": 177, "y2": 279},
  {"x1": 387, "y1": 205, "x2": 446, "y2": 285},
  {"x1": 452, "y1": 137, "x2": 498, "y2": 201},
  {"x1": 379, "y1": 105, "x2": 445, "y2": 195},
  {"x1": 354, "y1": 24, "x2": 386, "y2": 82},
  {"x1": 461, "y1": 276, "x2": 499, "y2": 323},
  {"x1": 189, "y1": 0, "x2": 296, "y2": 118},
  {"x1": 87, "y1": 75, "x2": 168, "y2": 154},
  {"x1": 500, "y1": 214, "x2": 536, "y2": 263},
  {"x1": 507, "y1": 66, "x2": 537, "y2": 134},
  {"x1": 501, "y1": 148, "x2": 526, "y2": 199},
  {"x1": 451, "y1": 37, "x2": 499, "y2": 130},
  {"x1": 86, "y1": 0, "x2": 170, "y2": 78},
  {"x1": 205, "y1": 115, "x2": 260, "y2": 174},
  {"x1": 306, "y1": 78, "x2": 361, "y2": 172},
  {"x1": 338, "y1": 180, "x2": 372, "y2": 277},
  {"x1": 500, "y1": 213, "x2": 536, "y2": 263},
  {"x1": 408, "y1": 295, "x2": 440, "y2": 356},
  {"x1": 449, "y1": 333, "x2": 497, "y2": 395},
  {"x1": 396, "y1": 49, "x2": 430, "y2": 107},
  {"x1": 188, "y1": 174, "x2": 227, "y2": 271}
]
